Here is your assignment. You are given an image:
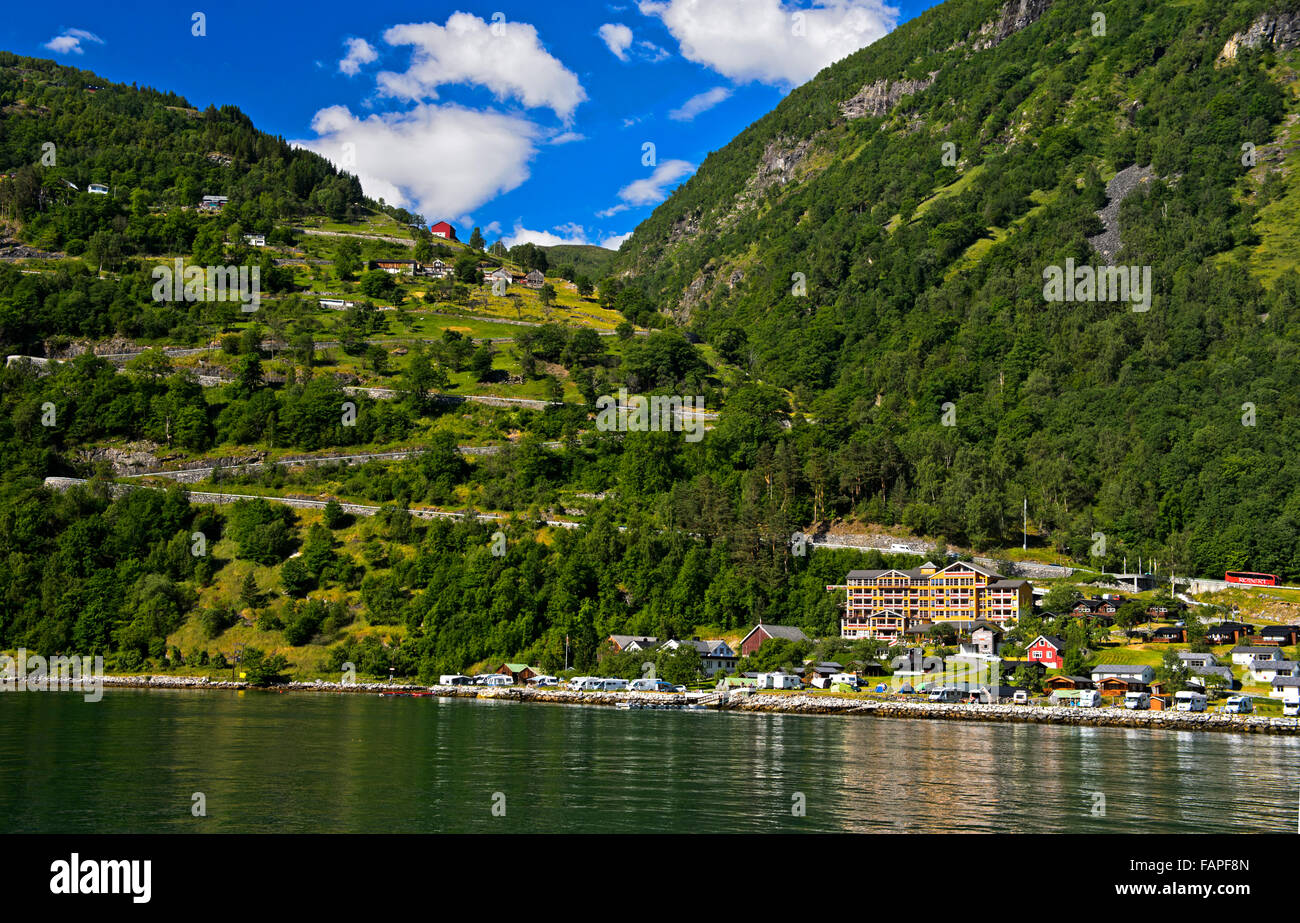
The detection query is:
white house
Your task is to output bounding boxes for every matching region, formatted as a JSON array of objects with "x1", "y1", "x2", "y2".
[
  {"x1": 1269, "y1": 675, "x2": 1300, "y2": 700},
  {"x1": 1090, "y1": 664, "x2": 1156, "y2": 685},
  {"x1": 1231, "y1": 645, "x2": 1281, "y2": 667},
  {"x1": 199, "y1": 195, "x2": 228, "y2": 211},
  {"x1": 1250, "y1": 659, "x2": 1299, "y2": 684},
  {"x1": 1176, "y1": 652, "x2": 1218, "y2": 668},
  {"x1": 485, "y1": 267, "x2": 513, "y2": 286},
  {"x1": 661, "y1": 639, "x2": 738, "y2": 677},
  {"x1": 318, "y1": 299, "x2": 356, "y2": 311},
  {"x1": 243, "y1": 233, "x2": 266, "y2": 247}
]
